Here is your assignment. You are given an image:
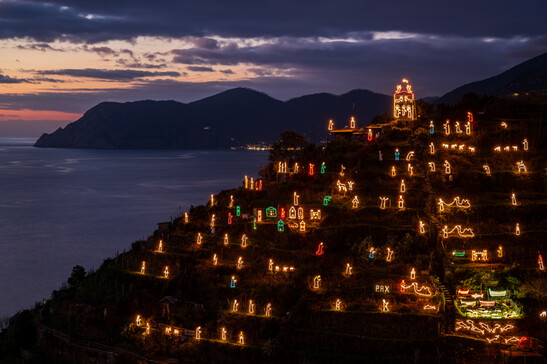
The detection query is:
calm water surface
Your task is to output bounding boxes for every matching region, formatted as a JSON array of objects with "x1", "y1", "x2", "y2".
[{"x1": 0, "y1": 138, "x2": 267, "y2": 318}]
